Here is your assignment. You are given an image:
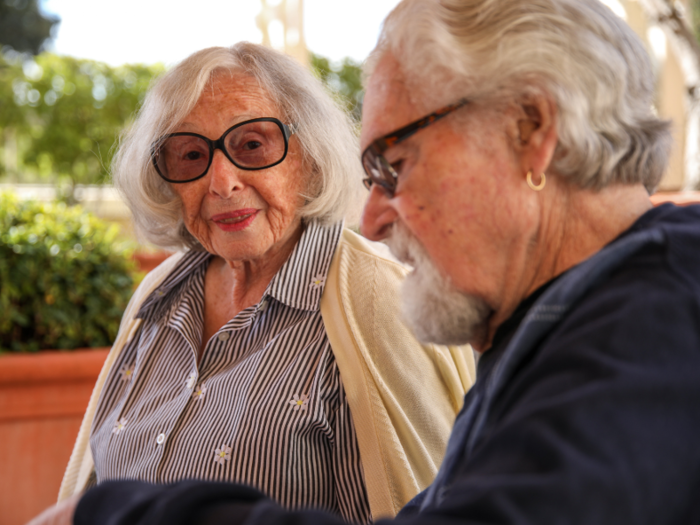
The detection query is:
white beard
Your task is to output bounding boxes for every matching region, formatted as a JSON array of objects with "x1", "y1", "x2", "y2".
[{"x1": 385, "y1": 223, "x2": 490, "y2": 346}]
